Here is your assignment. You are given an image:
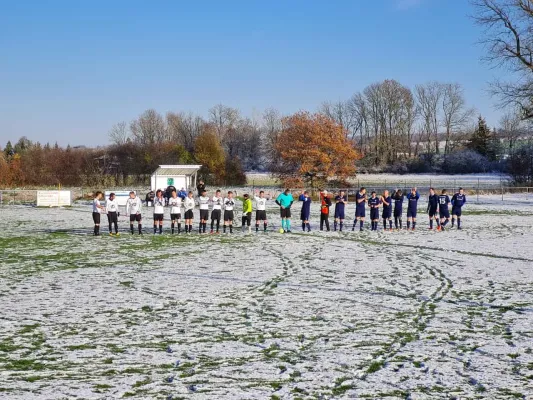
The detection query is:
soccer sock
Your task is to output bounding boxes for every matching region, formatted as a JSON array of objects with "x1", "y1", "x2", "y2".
[
  {"x1": 407, "y1": 221, "x2": 411, "y2": 229},
  {"x1": 223, "y1": 225, "x2": 226, "y2": 233},
  {"x1": 383, "y1": 219, "x2": 387, "y2": 230},
  {"x1": 203, "y1": 222, "x2": 207, "y2": 233},
  {"x1": 334, "y1": 221, "x2": 337, "y2": 231},
  {"x1": 94, "y1": 225, "x2": 97, "y2": 235},
  {"x1": 306, "y1": 222, "x2": 311, "y2": 231},
  {"x1": 130, "y1": 223, "x2": 134, "y2": 234},
  {"x1": 352, "y1": 220, "x2": 357, "y2": 230},
  {"x1": 360, "y1": 220, "x2": 364, "y2": 230},
  {"x1": 189, "y1": 224, "x2": 193, "y2": 233},
  {"x1": 211, "y1": 220, "x2": 214, "y2": 230},
  {"x1": 159, "y1": 225, "x2": 162, "y2": 234},
  {"x1": 264, "y1": 222, "x2": 267, "y2": 232},
  {"x1": 138, "y1": 224, "x2": 142, "y2": 234},
  {"x1": 389, "y1": 220, "x2": 393, "y2": 229},
  {"x1": 287, "y1": 220, "x2": 291, "y2": 231},
  {"x1": 281, "y1": 219, "x2": 286, "y2": 231},
  {"x1": 185, "y1": 224, "x2": 189, "y2": 233},
  {"x1": 216, "y1": 221, "x2": 220, "y2": 232},
  {"x1": 171, "y1": 222, "x2": 175, "y2": 233},
  {"x1": 302, "y1": 222, "x2": 305, "y2": 231},
  {"x1": 199, "y1": 222, "x2": 202, "y2": 233},
  {"x1": 256, "y1": 223, "x2": 259, "y2": 232},
  {"x1": 394, "y1": 217, "x2": 398, "y2": 229},
  {"x1": 436, "y1": 218, "x2": 441, "y2": 227},
  {"x1": 340, "y1": 222, "x2": 343, "y2": 231},
  {"x1": 451, "y1": 218, "x2": 455, "y2": 227},
  {"x1": 154, "y1": 224, "x2": 157, "y2": 234},
  {"x1": 457, "y1": 218, "x2": 461, "y2": 228},
  {"x1": 229, "y1": 225, "x2": 233, "y2": 233},
  {"x1": 399, "y1": 218, "x2": 403, "y2": 229},
  {"x1": 430, "y1": 219, "x2": 433, "y2": 229},
  {"x1": 413, "y1": 221, "x2": 416, "y2": 229}
]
